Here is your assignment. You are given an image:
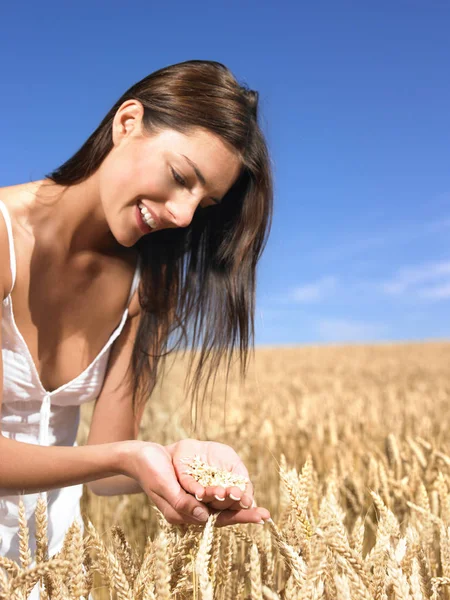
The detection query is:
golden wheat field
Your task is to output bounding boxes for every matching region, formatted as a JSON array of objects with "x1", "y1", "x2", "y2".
[{"x1": 3, "y1": 341, "x2": 450, "y2": 599}]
